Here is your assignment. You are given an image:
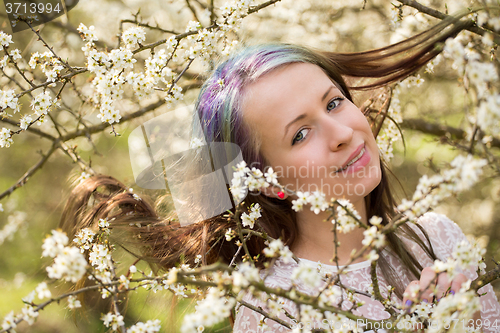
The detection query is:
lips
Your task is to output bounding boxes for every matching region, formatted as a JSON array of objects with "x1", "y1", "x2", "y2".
[{"x1": 336, "y1": 143, "x2": 366, "y2": 173}]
